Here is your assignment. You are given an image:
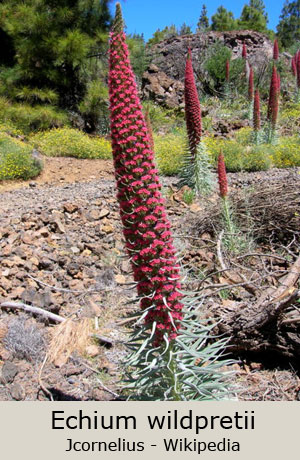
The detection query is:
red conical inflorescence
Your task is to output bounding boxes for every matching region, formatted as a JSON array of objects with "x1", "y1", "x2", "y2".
[
  {"x1": 184, "y1": 48, "x2": 202, "y2": 156},
  {"x1": 217, "y1": 153, "x2": 228, "y2": 199},
  {"x1": 108, "y1": 4, "x2": 183, "y2": 345},
  {"x1": 225, "y1": 59, "x2": 230, "y2": 82},
  {"x1": 242, "y1": 42, "x2": 247, "y2": 59},
  {"x1": 273, "y1": 39, "x2": 279, "y2": 60},
  {"x1": 267, "y1": 66, "x2": 279, "y2": 127},
  {"x1": 248, "y1": 67, "x2": 254, "y2": 101},
  {"x1": 253, "y1": 89, "x2": 260, "y2": 131}
]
